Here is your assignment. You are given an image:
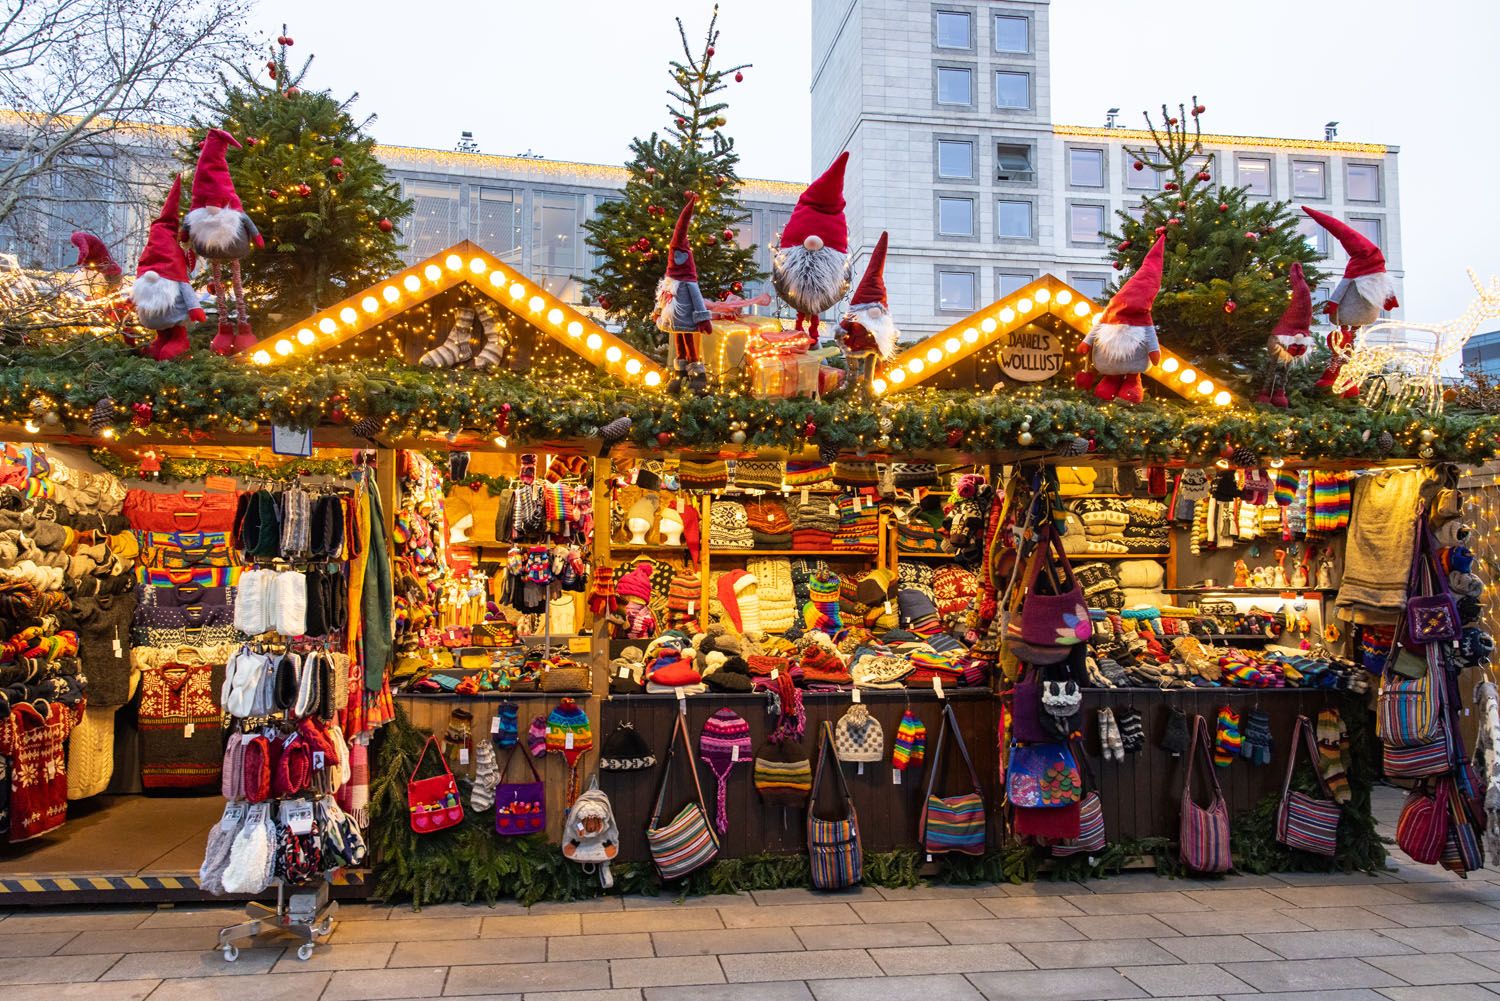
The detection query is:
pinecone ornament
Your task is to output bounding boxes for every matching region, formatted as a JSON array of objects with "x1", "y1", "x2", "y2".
[
  {"x1": 599, "y1": 416, "x2": 632, "y2": 446},
  {"x1": 89, "y1": 397, "x2": 115, "y2": 436},
  {"x1": 1231, "y1": 446, "x2": 1259, "y2": 468},
  {"x1": 819, "y1": 442, "x2": 840, "y2": 465},
  {"x1": 353, "y1": 416, "x2": 382, "y2": 439},
  {"x1": 1377, "y1": 430, "x2": 1395, "y2": 454},
  {"x1": 1060, "y1": 436, "x2": 1090, "y2": 457}
]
